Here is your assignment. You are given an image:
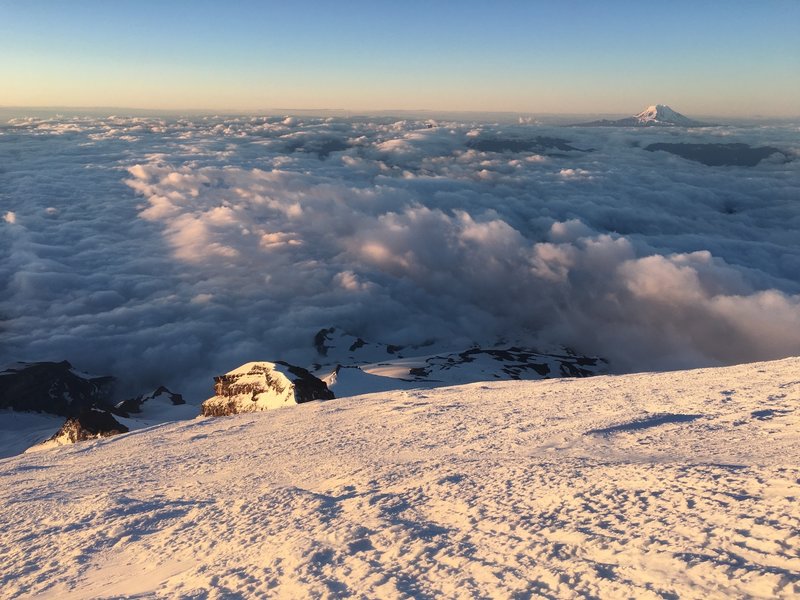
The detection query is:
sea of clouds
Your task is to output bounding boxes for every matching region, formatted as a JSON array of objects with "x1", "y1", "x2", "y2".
[{"x1": 1, "y1": 114, "x2": 798, "y2": 400}]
